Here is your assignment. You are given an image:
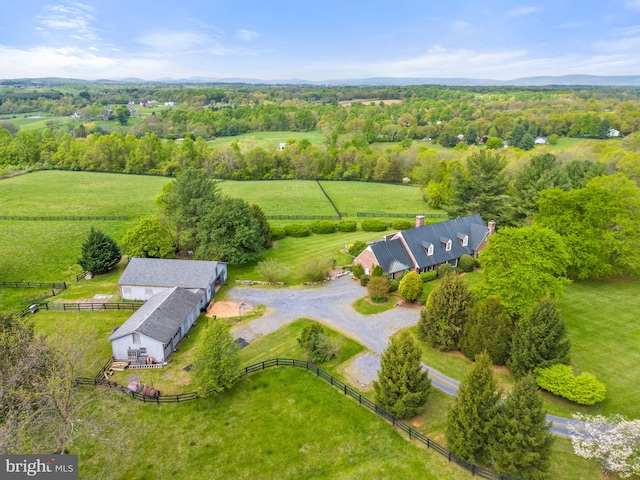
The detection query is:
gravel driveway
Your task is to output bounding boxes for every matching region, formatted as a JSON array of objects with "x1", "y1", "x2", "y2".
[{"x1": 228, "y1": 275, "x2": 419, "y2": 354}]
